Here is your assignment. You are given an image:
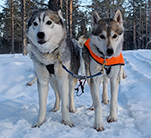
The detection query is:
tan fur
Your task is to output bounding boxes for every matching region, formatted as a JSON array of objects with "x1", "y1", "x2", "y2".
[
  {"x1": 26, "y1": 9, "x2": 80, "y2": 128},
  {"x1": 82, "y1": 10, "x2": 125, "y2": 131}
]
